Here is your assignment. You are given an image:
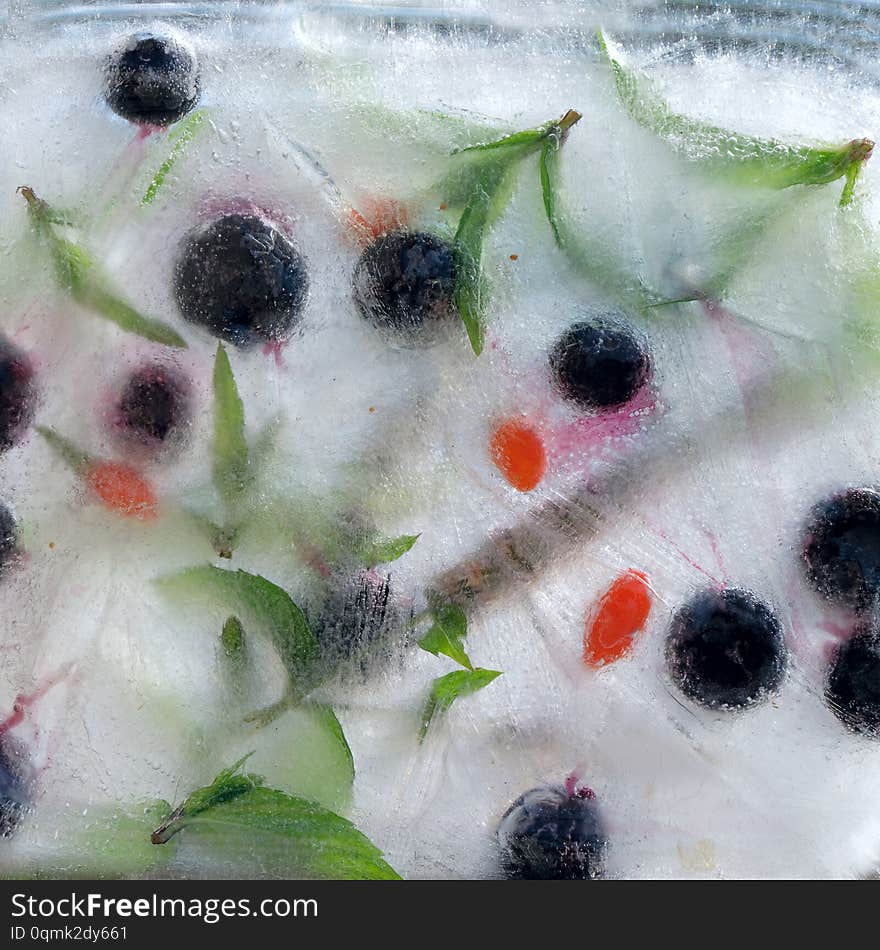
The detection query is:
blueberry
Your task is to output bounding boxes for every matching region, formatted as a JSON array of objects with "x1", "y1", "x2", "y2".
[
  {"x1": 665, "y1": 588, "x2": 786, "y2": 709},
  {"x1": 104, "y1": 31, "x2": 200, "y2": 127},
  {"x1": 802, "y1": 488, "x2": 880, "y2": 613},
  {"x1": 174, "y1": 214, "x2": 309, "y2": 349},
  {"x1": 549, "y1": 317, "x2": 651, "y2": 411},
  {"x1": 0, "y1": 502, "x2": 19, "y2": 574},
  {"x1": 497, "y1": 785, "x2": 607, "y2": 880},
  {"x1": 0, "y1": 337, "x2": 35, "y2": 451},
  {"x1": 352, "y1": 230, "x2": 456, "y2": 340},
  {"x1": 116, "y1": 363, "x2": 190, "y2": 444},
  {"x1": 826, "y1": 624, "x2": 880, "y2": 737},
  {"x1": 0, "y1": 739, "x2": 31, "y2": 838}
]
